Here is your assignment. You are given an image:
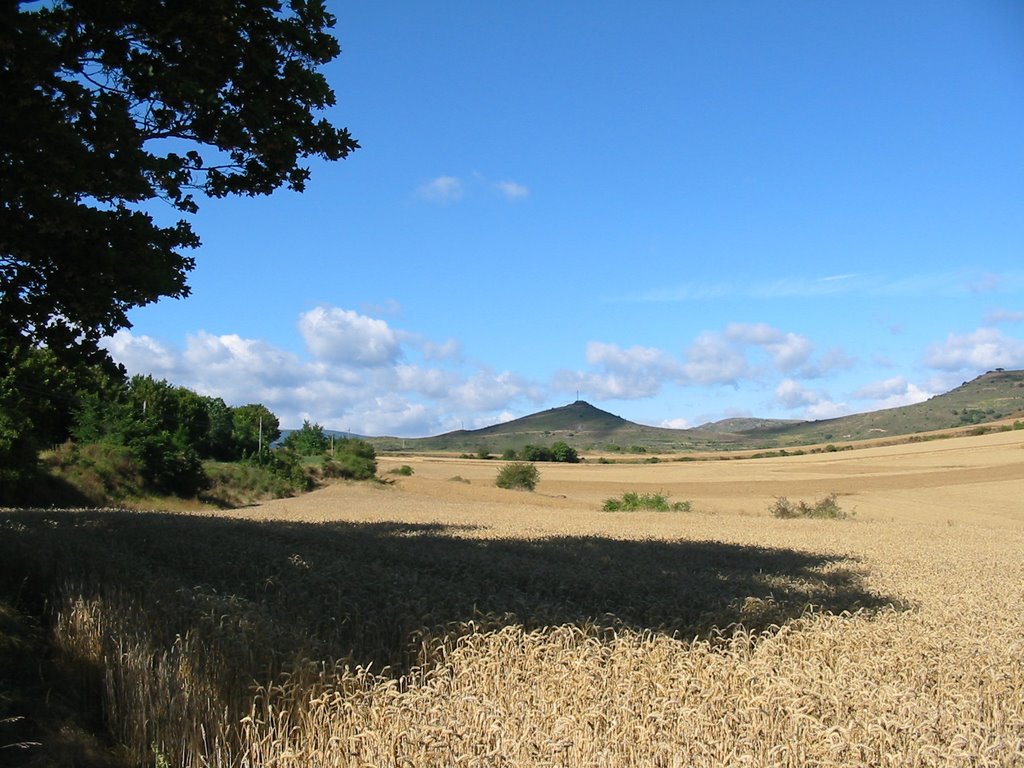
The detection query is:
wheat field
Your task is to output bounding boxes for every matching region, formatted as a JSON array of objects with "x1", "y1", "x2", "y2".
[{"x1": 2, "y1": 429, "x2": 1022, "y2": 766}]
